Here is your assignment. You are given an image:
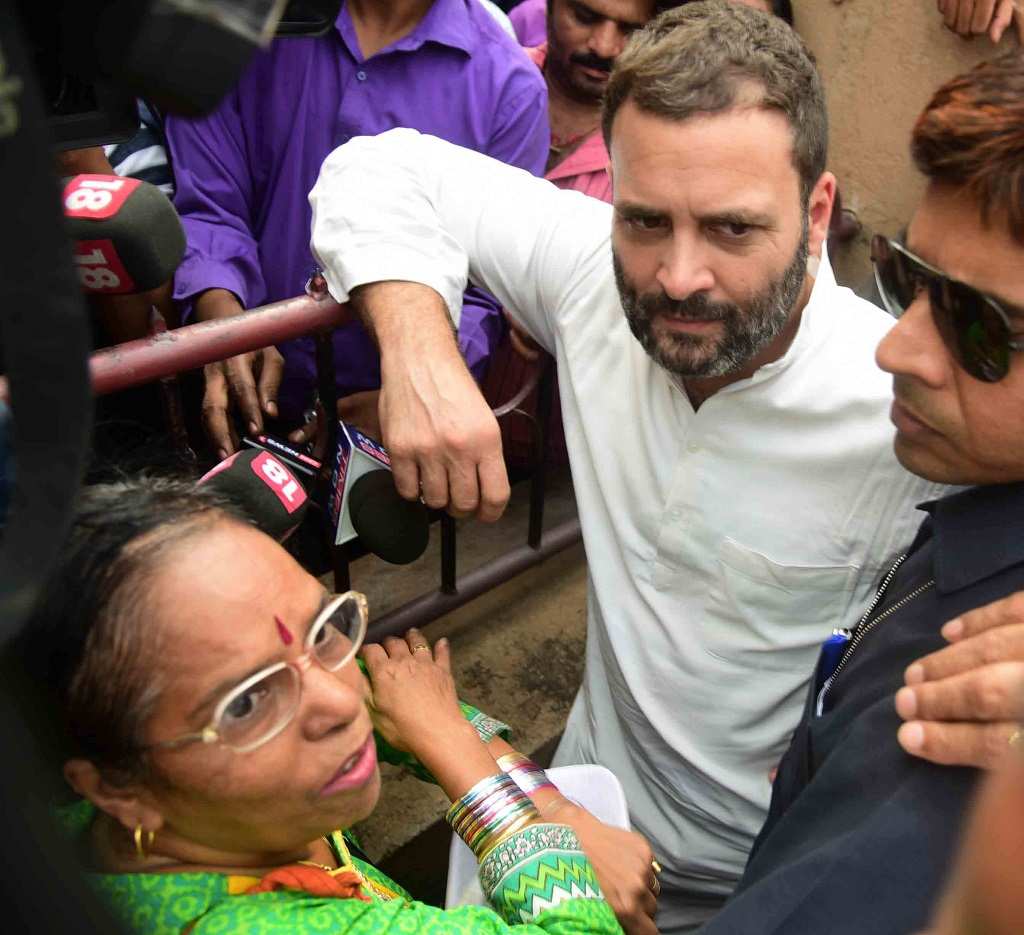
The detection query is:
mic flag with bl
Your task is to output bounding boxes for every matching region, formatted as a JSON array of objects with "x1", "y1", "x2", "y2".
[
  {"x1": 199, "y1": 449, "x2": 309, "y2": 543},
  {"x1": 62, "y1": 174, "x2": 185, "y2": 294}
]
